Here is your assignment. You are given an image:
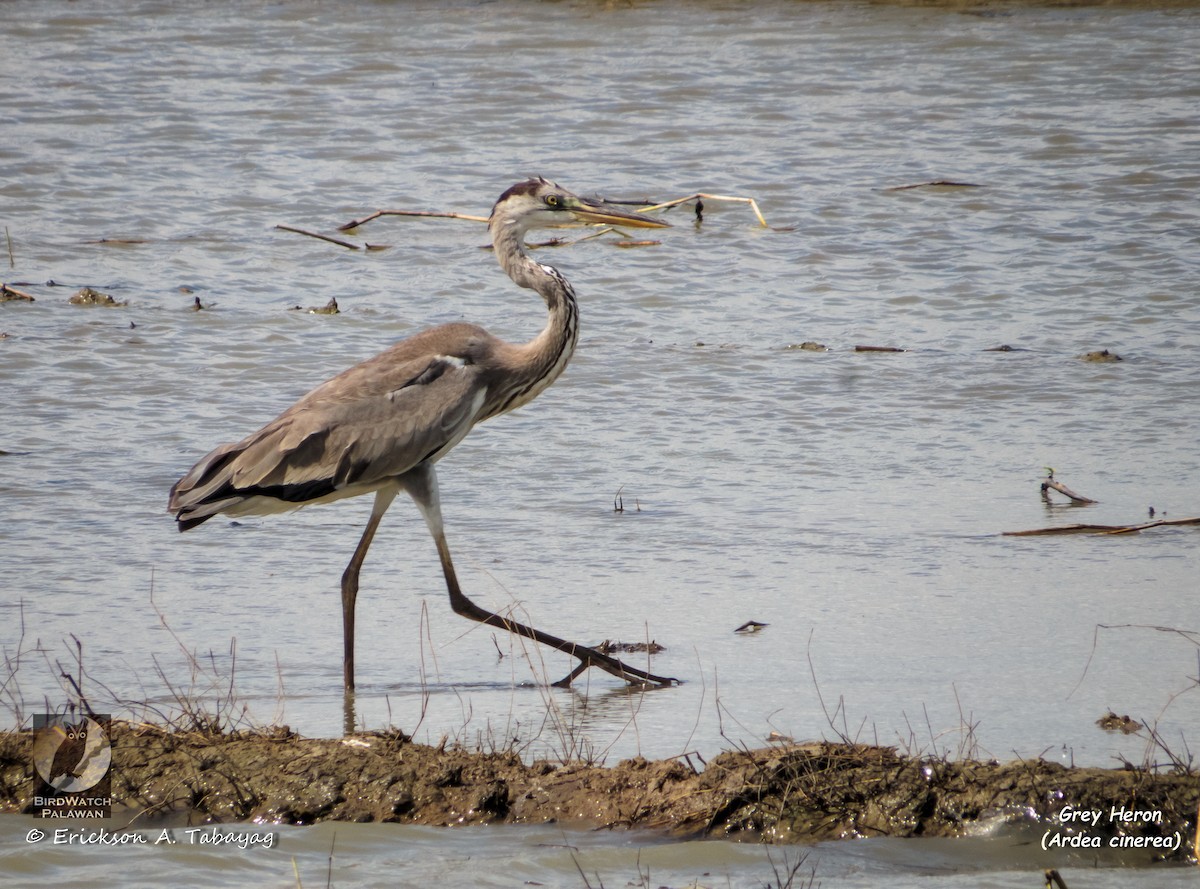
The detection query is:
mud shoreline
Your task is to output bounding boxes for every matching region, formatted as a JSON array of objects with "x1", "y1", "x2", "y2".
[{"x1": 2, "y1": 723, "x2": 1195, "y2": 862}]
